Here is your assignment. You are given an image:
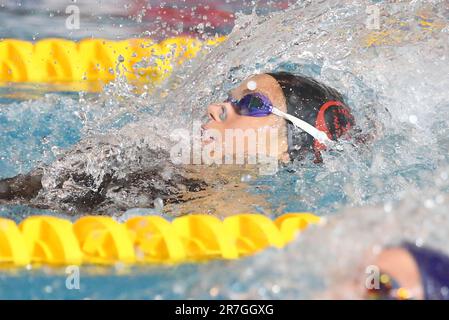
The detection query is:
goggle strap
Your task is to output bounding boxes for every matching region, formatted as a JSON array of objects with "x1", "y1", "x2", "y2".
[{"x1": 271, "y1": 107, "x2": 334, "y2": 146}]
